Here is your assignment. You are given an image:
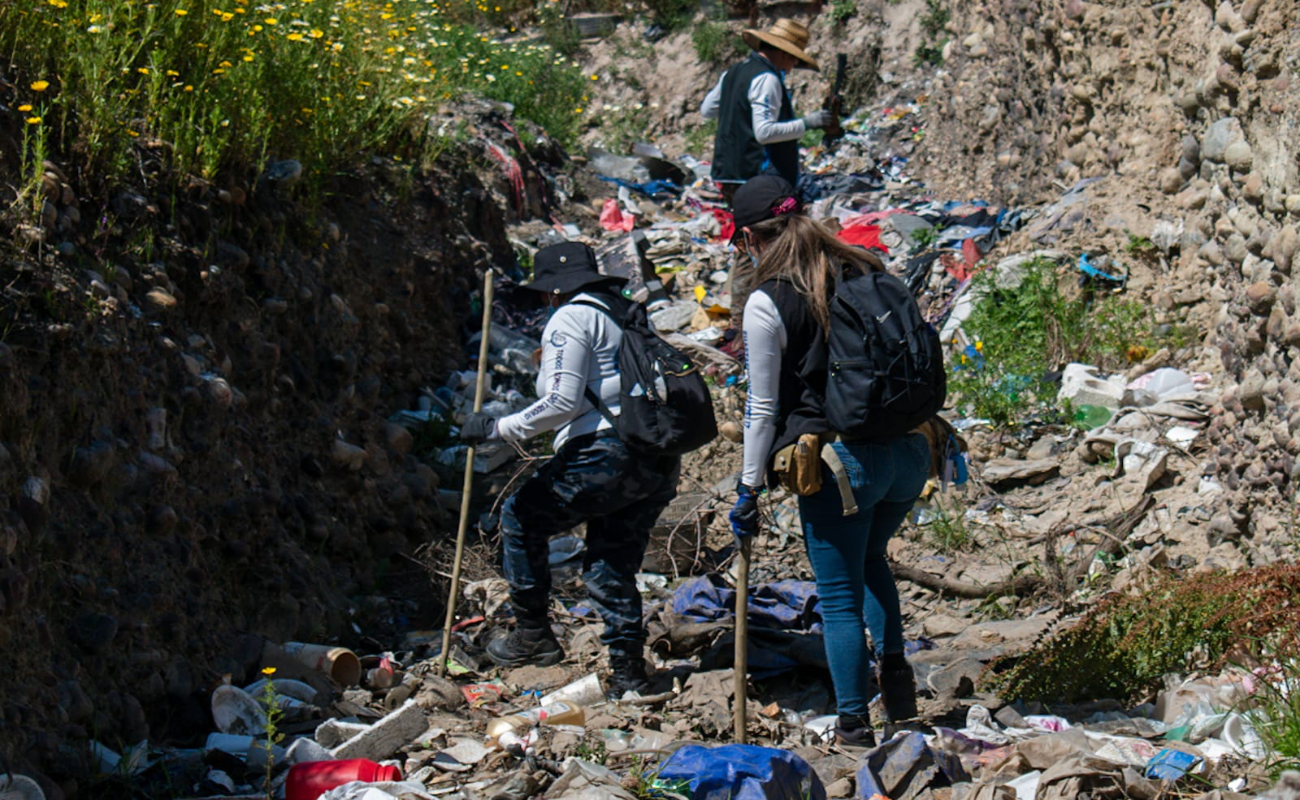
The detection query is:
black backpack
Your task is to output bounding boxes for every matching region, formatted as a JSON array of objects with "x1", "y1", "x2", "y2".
[
  {"x1": 823, "y1": 268, "x2": 946, "y2": 440},
  {"x1": 572, "y1": 298, "x2": 718, "y2": 457}
]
